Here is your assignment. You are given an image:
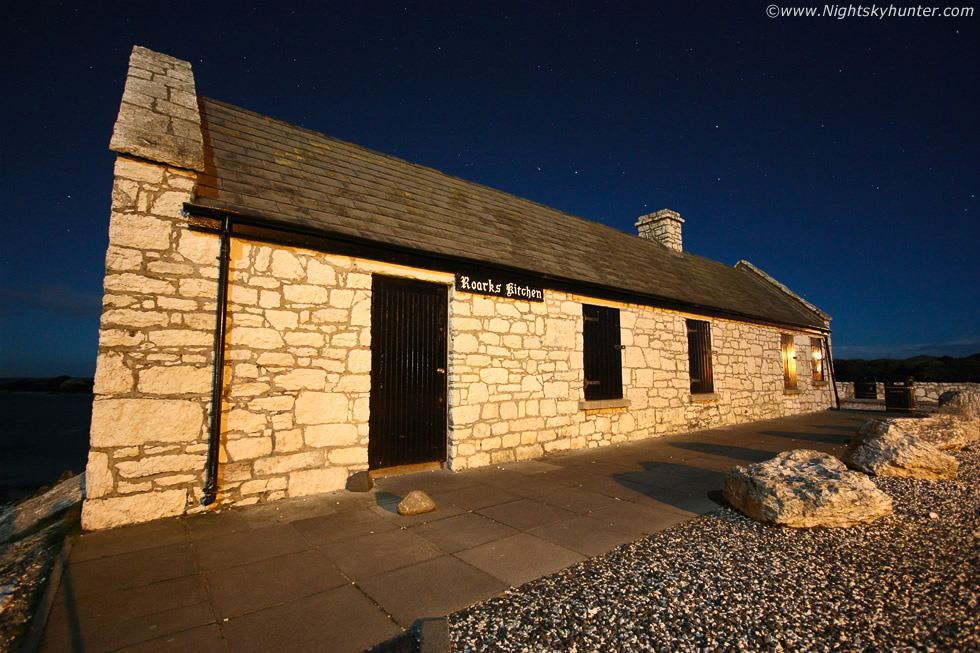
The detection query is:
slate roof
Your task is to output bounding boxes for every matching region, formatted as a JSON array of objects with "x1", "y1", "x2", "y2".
[{"x1": 191, "y1": 97, "x2": 828, "y2": 331}]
